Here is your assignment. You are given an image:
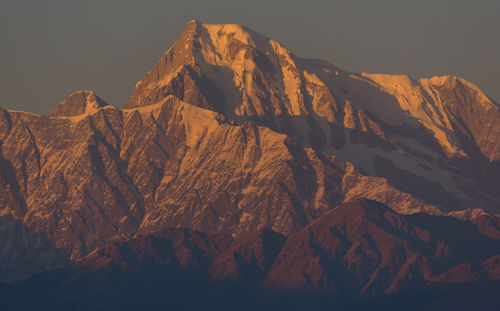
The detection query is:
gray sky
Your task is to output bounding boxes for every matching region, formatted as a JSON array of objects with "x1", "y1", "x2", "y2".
[{"x1": 1, "y1": 0, "x2": 499, "y2": 114}]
